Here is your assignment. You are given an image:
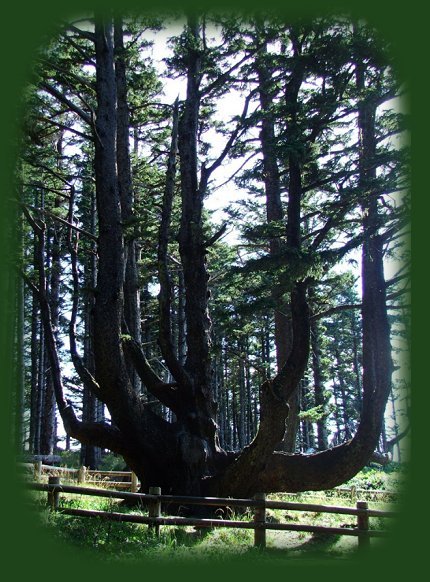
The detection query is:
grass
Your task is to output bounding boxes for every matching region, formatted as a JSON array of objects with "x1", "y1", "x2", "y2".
[{"x1": 27, "y1": 470, "x2": 400, "y2": 564}]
